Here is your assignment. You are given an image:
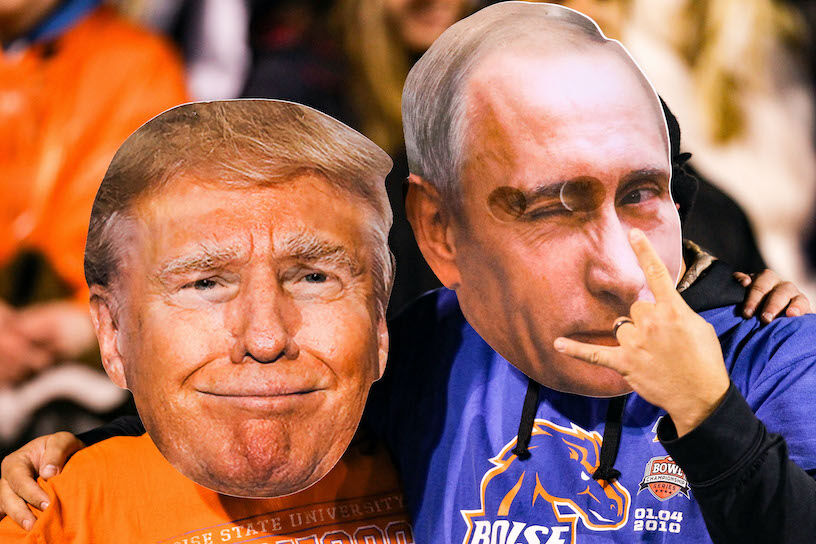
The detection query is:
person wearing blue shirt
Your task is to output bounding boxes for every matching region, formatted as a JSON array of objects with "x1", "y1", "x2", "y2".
[{"x1": 385, "y1": 2, "x2": 816, "y2": 542}]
